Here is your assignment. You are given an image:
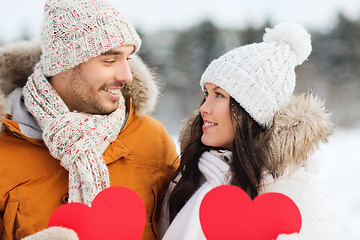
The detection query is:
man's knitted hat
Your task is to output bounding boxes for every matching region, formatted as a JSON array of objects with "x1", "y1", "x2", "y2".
[
  {"x1": 200, "y1": 23, "x2": 312, "y2": 128},
  {"x1": 40, "y1": 0, "x2": 141, "y2": 77}
]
